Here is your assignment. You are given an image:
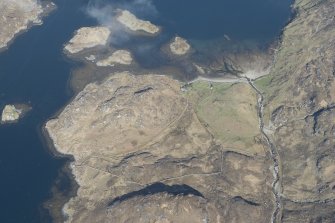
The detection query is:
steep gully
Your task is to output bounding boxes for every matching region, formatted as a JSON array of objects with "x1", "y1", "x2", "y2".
[{"x1": 246, "y1": 78, "x2": 282, "y2": 223}]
